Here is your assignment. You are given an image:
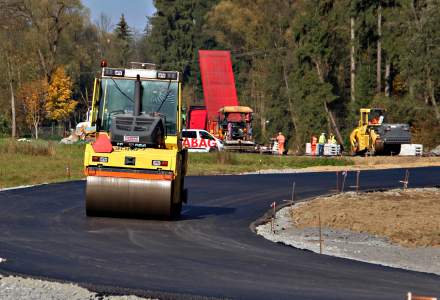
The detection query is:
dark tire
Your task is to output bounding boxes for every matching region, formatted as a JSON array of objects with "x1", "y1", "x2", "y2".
[
  {"x1": 170, "y1": 181, "x2": 186, "y2": 219},
  {"x1": 171, "y1": 201, "x2": 182, "y2": 219}
]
